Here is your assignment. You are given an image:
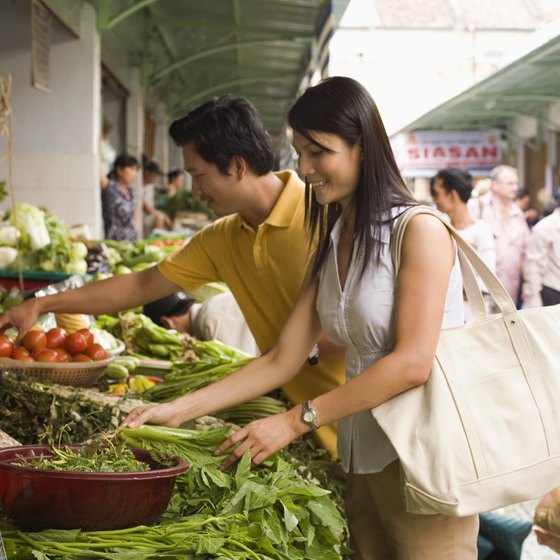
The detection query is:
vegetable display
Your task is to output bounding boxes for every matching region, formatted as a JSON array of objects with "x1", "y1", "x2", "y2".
[
  {"x1": 0, "y1": 203, "x2": 88, "y2": 275},
  {"x1": 97, "y1": 312, "x2": 188, "y2": 360},
  {"x1": 0, "y1": 425, "x2": 348, "y2": 559}
]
